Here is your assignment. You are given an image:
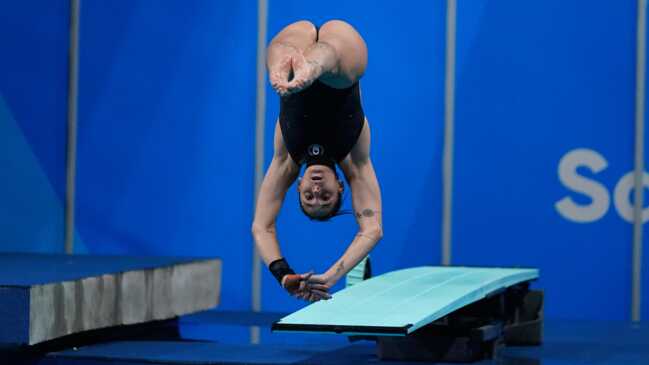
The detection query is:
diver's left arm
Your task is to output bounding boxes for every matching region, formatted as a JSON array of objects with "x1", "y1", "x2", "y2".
[
  {"x1": 308, "y1": 118, "x2": 382, "y2": 292},
  {"x1": 323, "y1": 158, "x2": 383, "y2": 287}
]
